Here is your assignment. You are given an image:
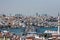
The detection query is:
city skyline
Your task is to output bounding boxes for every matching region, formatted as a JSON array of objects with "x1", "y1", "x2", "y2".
[{"x1": 0, "y1": 0, "x2": 60, "y2": 16}]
